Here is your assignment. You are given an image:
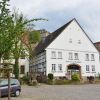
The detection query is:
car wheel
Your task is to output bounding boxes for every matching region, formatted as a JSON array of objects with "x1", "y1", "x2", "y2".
[{"x1": 15, "y1": 90, "x2": 20, "y2": 97}]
